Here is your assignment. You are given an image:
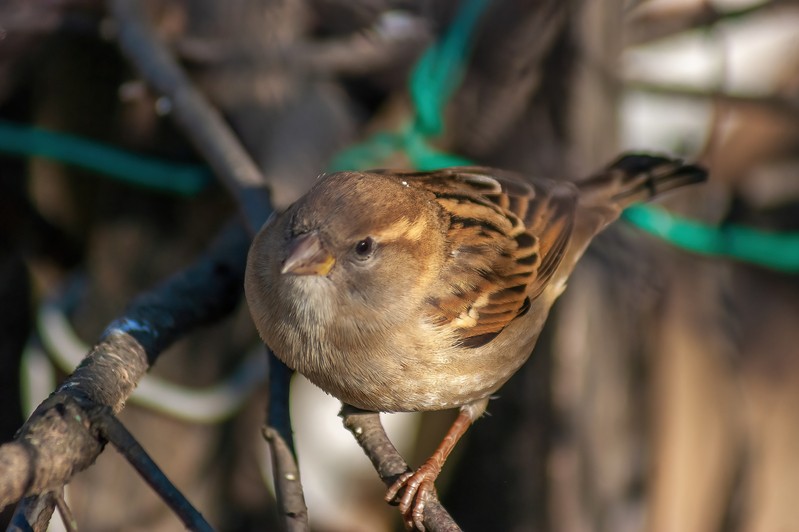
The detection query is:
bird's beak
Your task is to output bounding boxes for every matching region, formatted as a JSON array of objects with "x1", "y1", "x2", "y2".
[{"x1": 281, "y1": 231, "x2": 336, "y2": 276}]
